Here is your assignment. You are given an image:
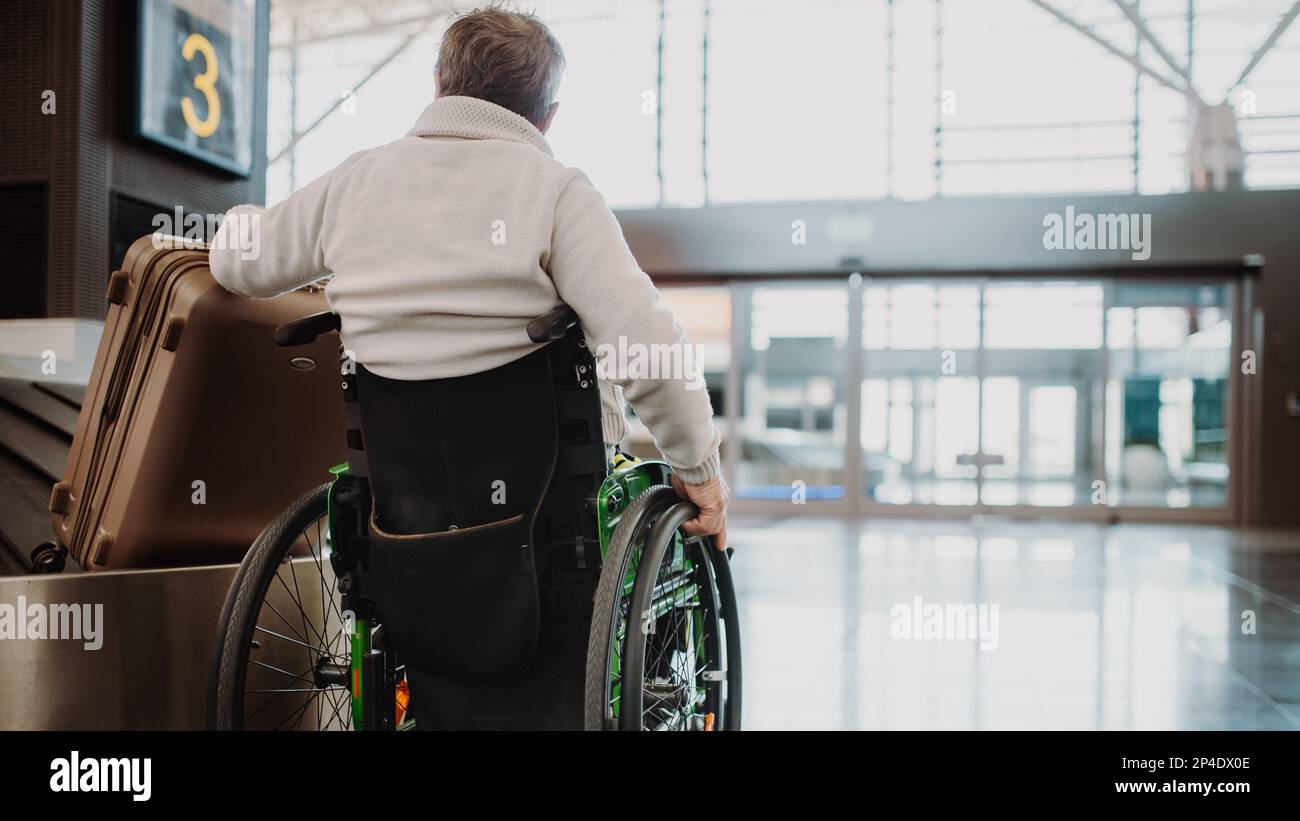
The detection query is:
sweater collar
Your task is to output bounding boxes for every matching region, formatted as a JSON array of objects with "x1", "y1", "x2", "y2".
[{"x1": 407, "y1": 96, "x2": 553, "y2": 157}]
